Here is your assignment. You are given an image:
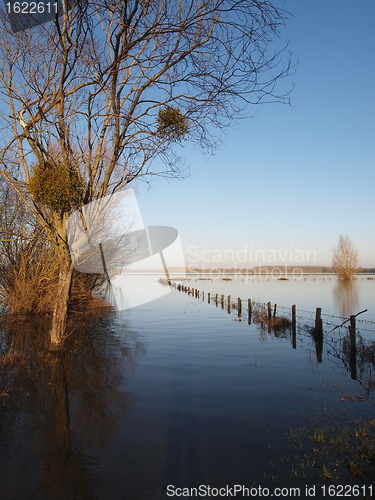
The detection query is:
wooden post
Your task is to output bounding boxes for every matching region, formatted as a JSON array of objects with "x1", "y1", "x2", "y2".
[
  {"x1": 216, "y1": 293, "x2": 218, "y2": 306},
  {"x1": 221, "y1": 294, "x2": 224, "y2": 309},
  {"x1": 315, "y1": 307, "x2": 323, "y2": 362},
  {"x1": 350, "y1": 315, "x2": 356, "y2": 345},
  {"x1": 188, "y1": 287, "x2": 191, "y2": 295},
  {"x1": 202, "y1": 291, "x2": 204, "y2": 301},
  {"x1": 273, "y1": 303, "x2": 277, "y2": 318},
  {"x1": 208, "y1": 292, "x2": 210, "y2": 303},
  {"x1": 248, "y1": 299, "x2": 252, "y2": 324},
  {"x1": 227, "y1": 295, "x2": 231, "y2": 314},
  {"x1": 267, "y1": 302, "x2": 271, "y2": 321},
  {"x1": 238, "y1": 297, "x2": 242, "y2": 316},
  {"x1": 315, "y1": 308, "x2": 322, "y2": 333},
  {"x1": 349, "y1": 315, "x2": 357, "y2": 380},
  {"x1": 292, "y1": 304, "x2": 296, "y2": 349}
]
